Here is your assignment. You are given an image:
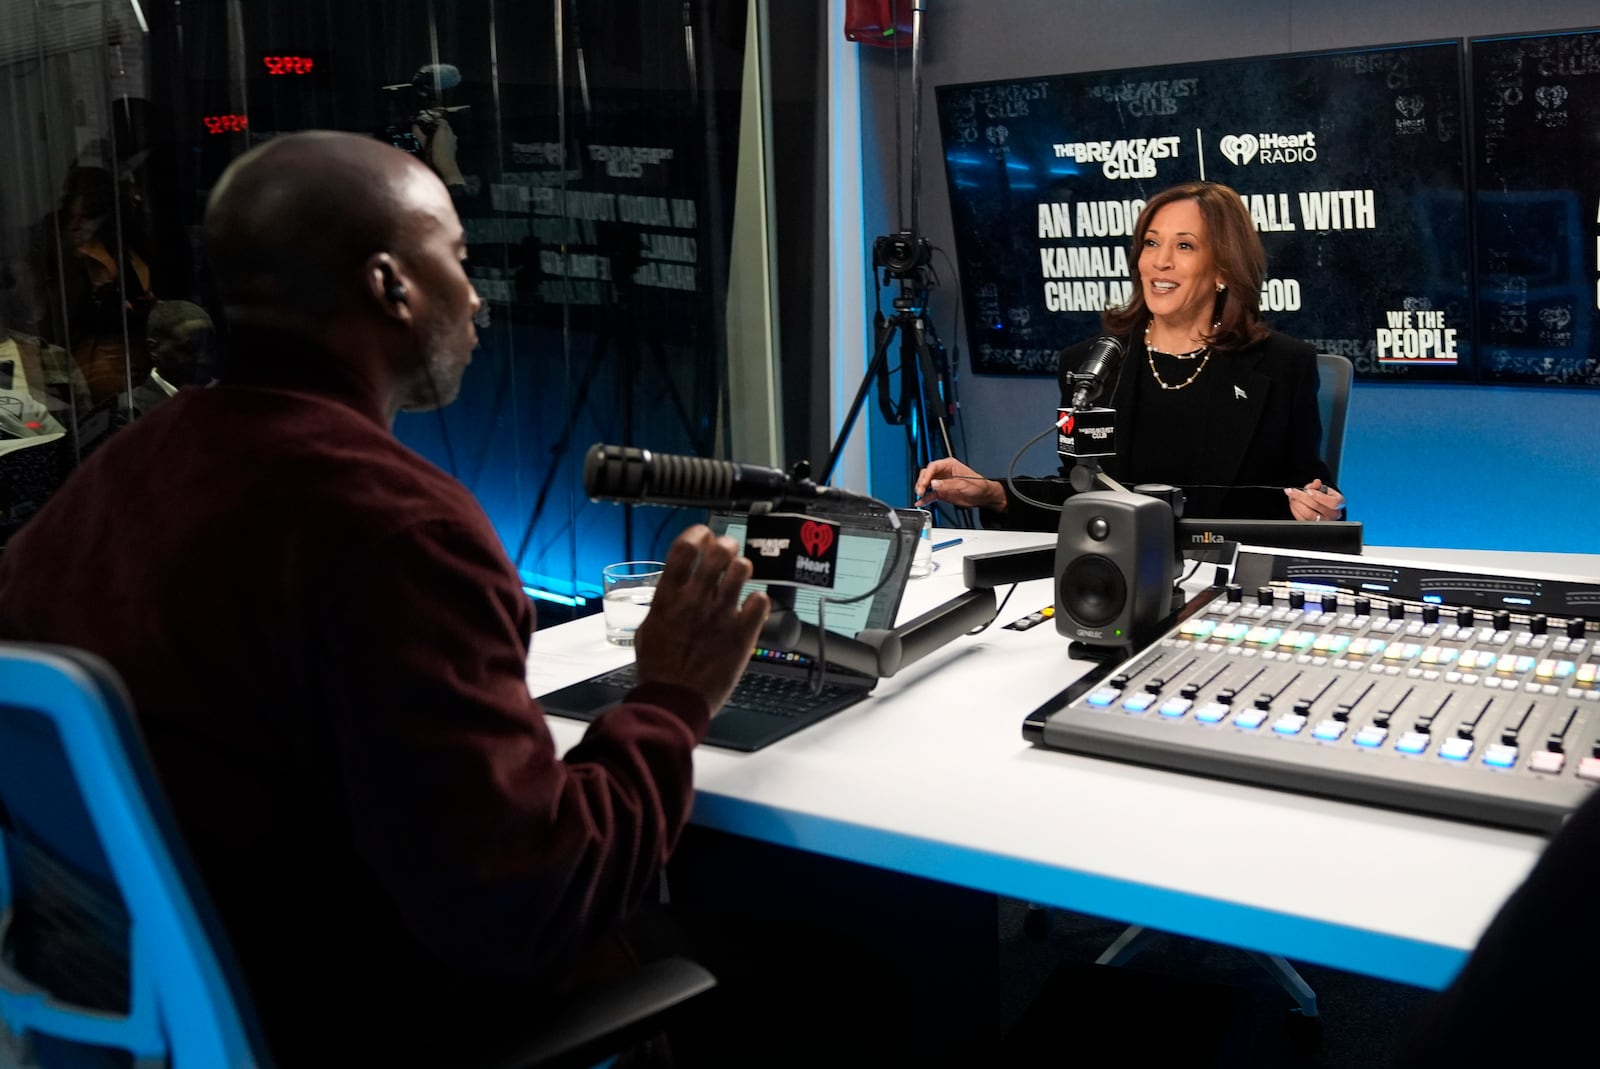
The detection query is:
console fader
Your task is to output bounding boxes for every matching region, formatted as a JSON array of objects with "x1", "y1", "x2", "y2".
[{"x1": 1023, "y1": 549, "x2": 1600, "y2": 833}]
